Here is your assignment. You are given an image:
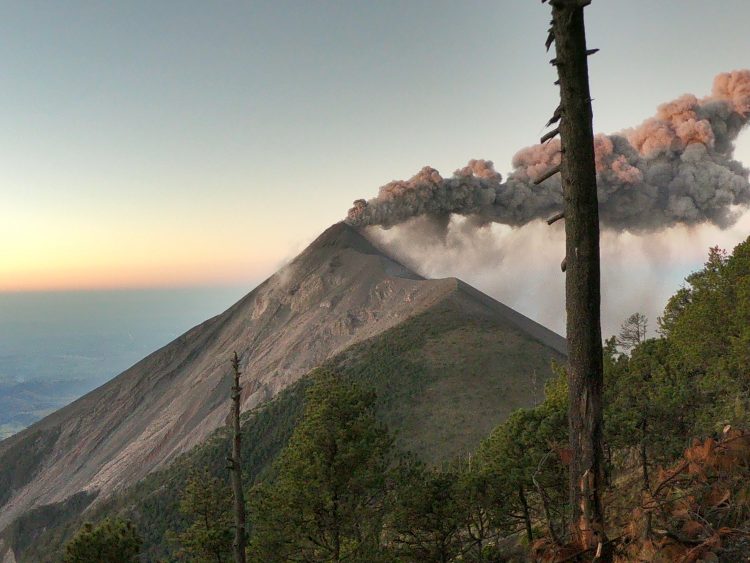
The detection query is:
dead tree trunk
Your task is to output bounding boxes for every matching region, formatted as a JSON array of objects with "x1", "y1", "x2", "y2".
[
  {"x1": 229, "y1": 352, "x2": 247, "y2": 563},
  {"x1": 639, "y1": 419, "x2": 650, "y2": 491},
  {"x1": 544, "y1": 0, "x2": 609, "y2": 557},
  {"x1": 518, "y1": 485, "x2": 534, "y2": 543},
  {"x1": 640, "y1": 418, "x2": 653, "y2": 539}
]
